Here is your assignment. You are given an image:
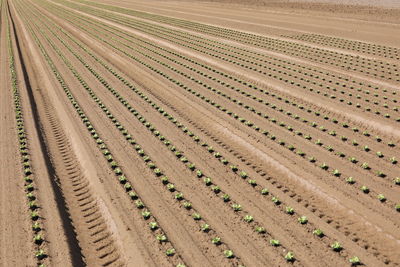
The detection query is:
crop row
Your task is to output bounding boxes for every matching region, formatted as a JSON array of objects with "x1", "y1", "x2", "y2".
[
  {"x1": 48, "y1": 3, "x2": 400, "y2": 211},
  {"x1": 283, "y1": 33, "x2": 400, "y2": 60},
  {"x1": 85, "y1": 7, "x2": 399, "y2": 109},
  {"x1": 31, "y1": 4, "x2": 324, "y2": 263},
  {"x1": 78, "y1": 16, "x2": 400, "y2": 177},
  {"x1": 24, "y1": 1, "x2": 400, "y2": 266},
  {"x1": 32, "y1": 2, "x2": 384, "y2": 264},
  {"x1": 39, "y1": 0, "x2": 396, "y2": 177},
  {"x1": 46, "y1": 3, "x2": 399, "y2": 158},
  {"x1": 5, "y1": 6, "x2": 48, "y2": 265},
  {"x1": 85, "y1": 23, "x2": 400, "y2": 187},
  {"x1": 43, "y1": 0, "x2": 400, "y2": 224},
  {"x1": 157, "y1": 29, "x2": 399, "y2": 109},
  {"x1": 68, "y1": 13, "x2": 400, "y2": 212},
  {"x1": 38, "y1": 0, "x2": 400, "y2": 264},
  {"x1": 50, "y1": 1, "x2": 400, "y2": 124},
  {"x1": 113, "y1": 39, "x2": 398, "y2": 206},
  {"x1": 137, "y1": 9, "x2": 400, "y2": 82},
  {"x1": 87, "y1": 10, "x2": 400, "y2": 115},
  {"x1": 39, "y1": 0, "x2": 349, "y2": 245},
  {"x1": 36, "y1": 17, "x2": 298, "y2": 265},
  {"x1": 71, "y1": 0, "x2": 400, "y2": 83},
  {"x1": 16, "y1": 4, "x2": 191, "y2": 265},
  {"x1": 43, "y1": 5, "x2": 391, "y2": 263},
  {"x1": 22, "y1": 6, "x2": 251, "y2": 264}
]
